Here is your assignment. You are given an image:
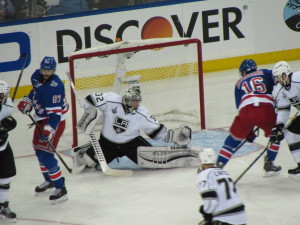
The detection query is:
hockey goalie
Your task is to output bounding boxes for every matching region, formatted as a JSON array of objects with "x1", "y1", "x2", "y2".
[{"x1": 73, "y1": 87, "x2": 201, "y2": 172}]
